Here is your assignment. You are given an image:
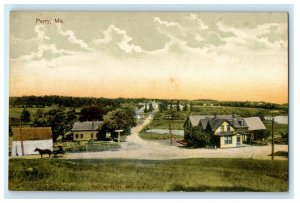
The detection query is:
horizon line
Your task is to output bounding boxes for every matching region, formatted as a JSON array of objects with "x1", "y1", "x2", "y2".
[{"x1": 9, "y1": 94, "x2": 288, "y2": 105}]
